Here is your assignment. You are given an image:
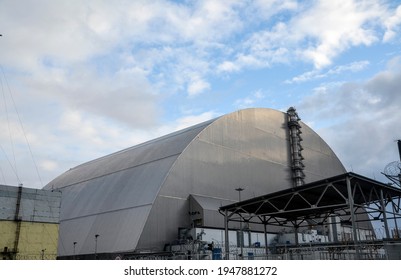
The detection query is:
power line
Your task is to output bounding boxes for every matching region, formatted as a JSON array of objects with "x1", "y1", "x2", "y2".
[
  {"x1": 1, "y1": 68, "x2": 19, "y2": 182},
  {"x1": 0, "y1": 144, "x2": 21, "y2": 184},
  {"x1": 0, "y1": 65, "x2": 44, "y2": 187},
  {"x1": 0, "y1": 165, "x2": 7, "y2": 185}
]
